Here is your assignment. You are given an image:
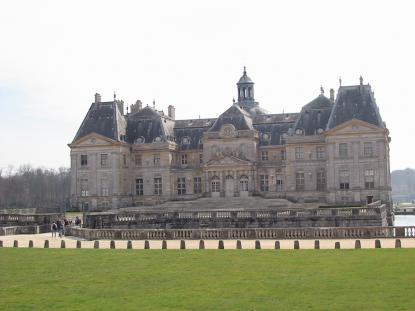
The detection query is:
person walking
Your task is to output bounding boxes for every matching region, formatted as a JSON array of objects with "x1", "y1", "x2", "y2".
[{"x1": 51, "y1": 222, "x2": 57, "y2": 238}]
